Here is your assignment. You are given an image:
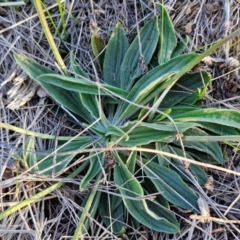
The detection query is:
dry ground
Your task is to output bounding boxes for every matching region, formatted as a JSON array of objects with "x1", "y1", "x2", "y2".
[{"x1": 1, "y1": 0, "x2": 240, "y2": 239}]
